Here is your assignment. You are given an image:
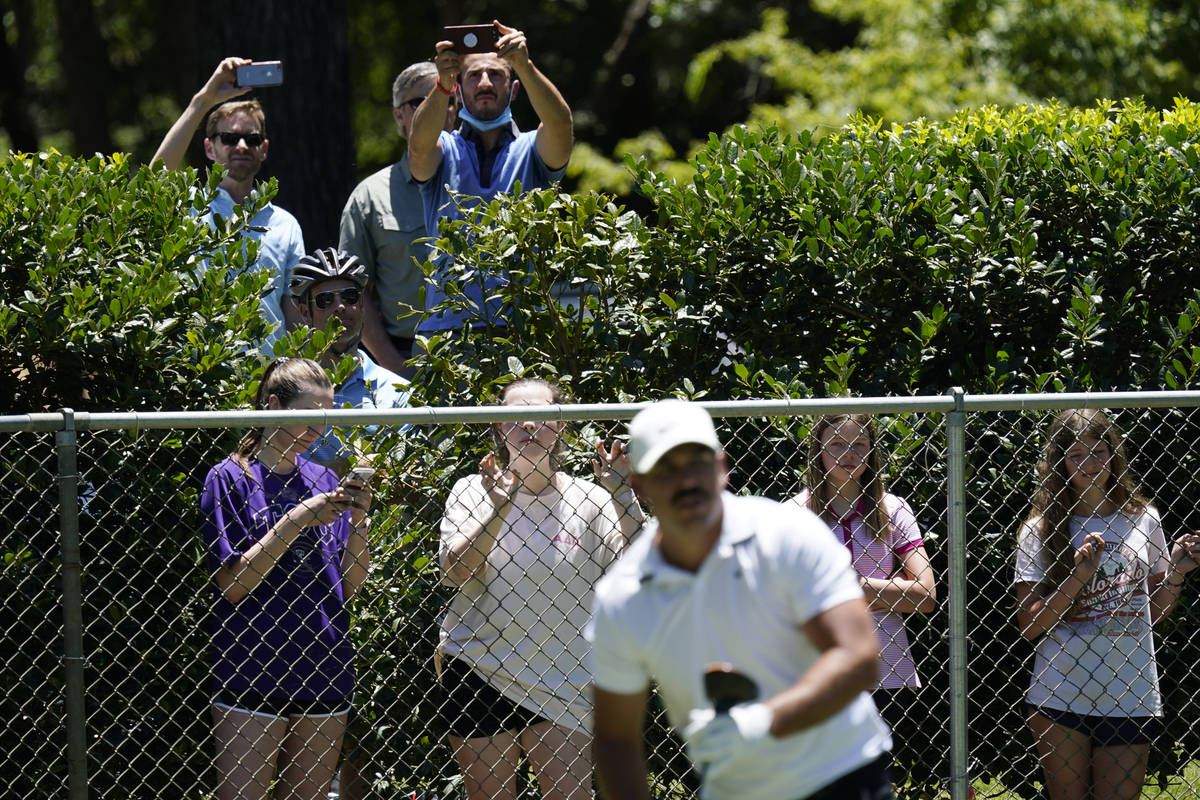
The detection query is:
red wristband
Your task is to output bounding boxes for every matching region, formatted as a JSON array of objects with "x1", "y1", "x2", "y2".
[{"x1": 435, "y1": 79, "x2": 457, "y2": 96}]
